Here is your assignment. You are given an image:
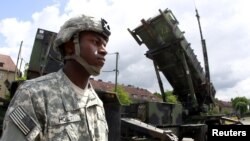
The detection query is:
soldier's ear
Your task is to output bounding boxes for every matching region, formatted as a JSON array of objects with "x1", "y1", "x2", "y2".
[{"x1": 64, "y1": 40, "x2": 75, "y2": 55}]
